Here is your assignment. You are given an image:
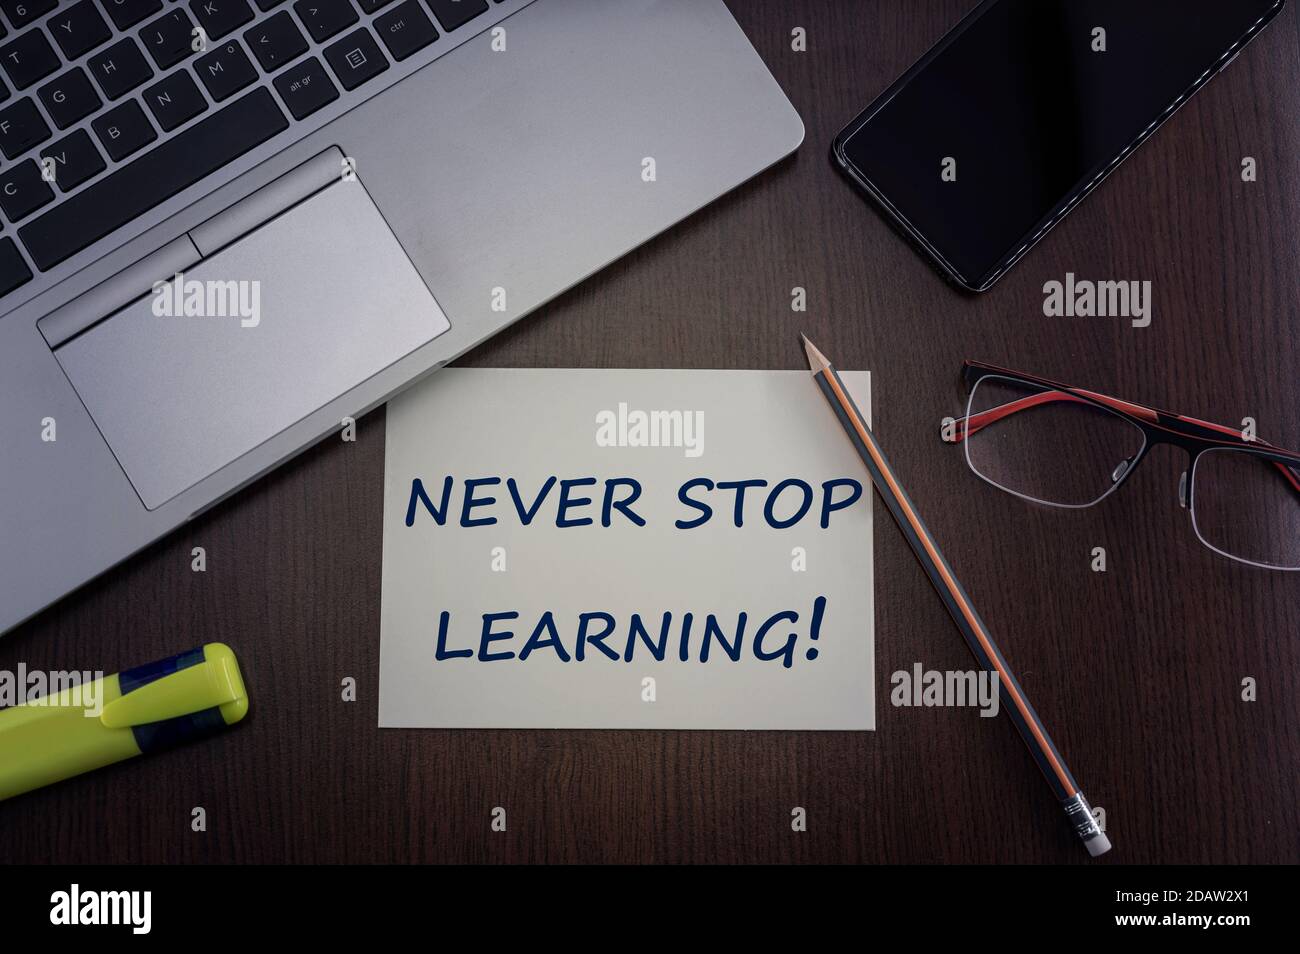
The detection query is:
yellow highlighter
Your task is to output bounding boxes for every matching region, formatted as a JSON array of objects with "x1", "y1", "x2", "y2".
[{"x1": 0, "y1": 643, "x2": 248, "y2": 801}]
